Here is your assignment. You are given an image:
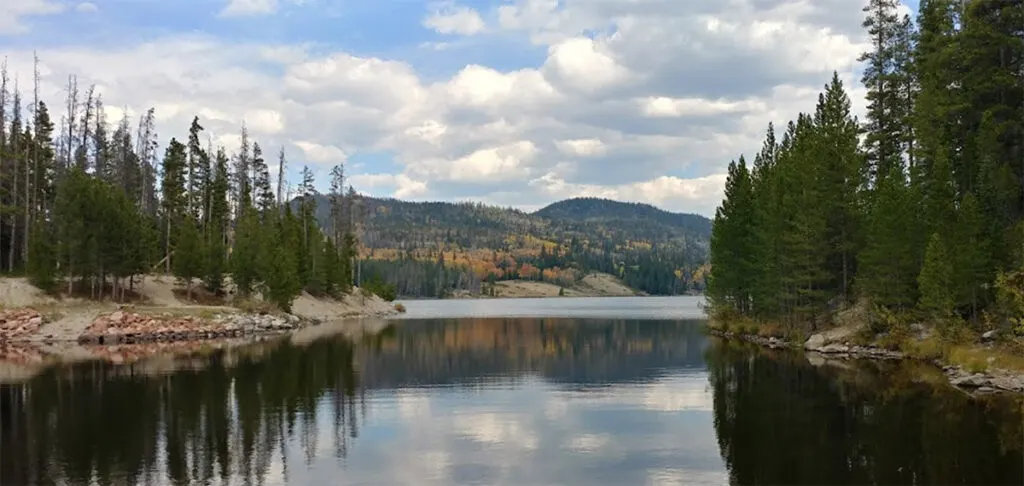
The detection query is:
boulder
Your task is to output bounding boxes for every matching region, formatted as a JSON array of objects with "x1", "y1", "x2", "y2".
[
  {"x1": 805, "y1": 334, "x2": 825, "y2": 351},
  {"x1": 950, "y1": 372, "x2": 988, "y2": 388},
  {"x1": 820, "y1": 343, "x2": 850, "y2": 354}
]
